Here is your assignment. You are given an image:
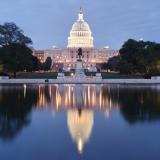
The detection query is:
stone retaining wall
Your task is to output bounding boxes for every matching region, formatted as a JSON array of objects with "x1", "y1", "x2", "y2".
[{"x1": 1, "y1": 79, "x2": 160, "y2": 84}]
